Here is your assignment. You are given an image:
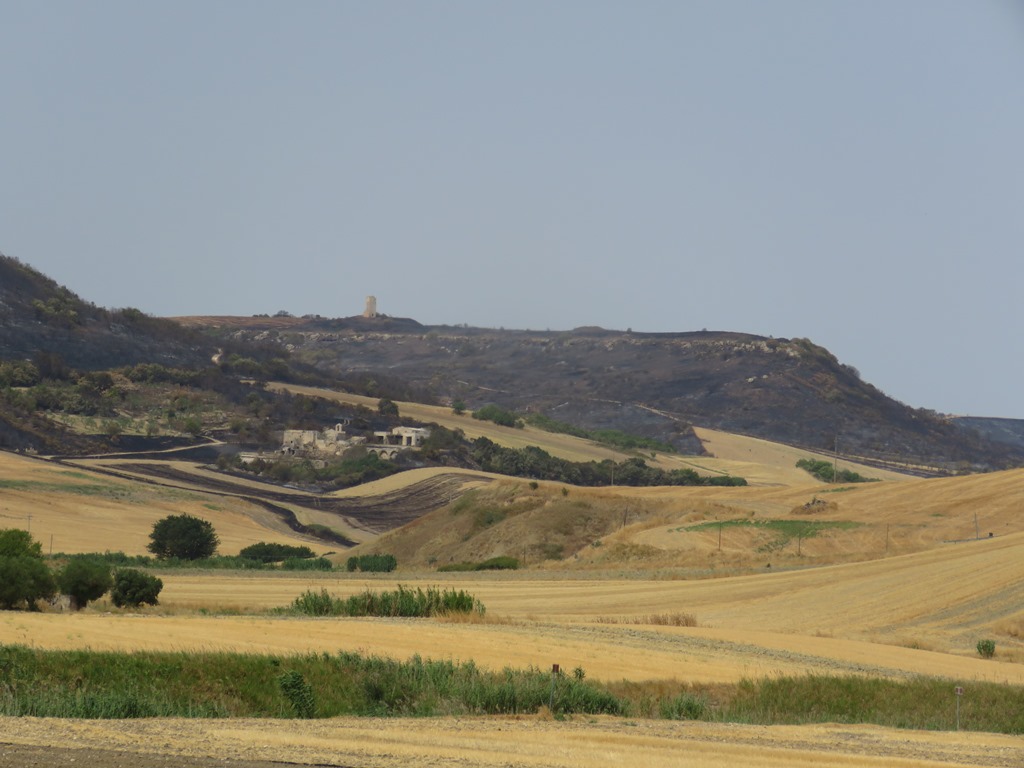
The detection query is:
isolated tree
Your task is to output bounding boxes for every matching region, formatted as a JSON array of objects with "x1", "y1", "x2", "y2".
[
  {"x1": 451, "y1": 400, "x2": 466, "y2": 415},
  {"x1": 377, "y1": 398, "x2": 399, "y2": 417},
  {"x1": 147, "y1": 514, "x2": 219, "y2": 560},
  {"x1": 0, "y1": 530, "x2": 55, "y2": 610},
  {"x1": 58, "y1": 557, "x2": 112, "y2": 610},
  {"x1": 110, "y1": 568, "x2": 163, "y2": 608}
]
